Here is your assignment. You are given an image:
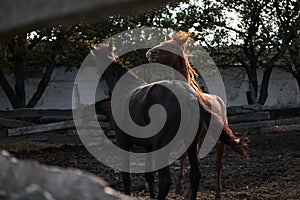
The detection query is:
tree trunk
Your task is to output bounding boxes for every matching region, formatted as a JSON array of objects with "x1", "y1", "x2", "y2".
[
  {"x1": 246, "y1": 67, "x2": 258, "y2": 104},
  {"x1": 294, "y1": 73, "x2": 300, "y2": 92},
  {"x1": 14, "y1": 54, "x2": 26, "y2": 108},
  {"x1": 26, "y1": 65, "x2": 55, "y2": 108},
  {"x1": 0, "y1": 68, "x2": 18, "y2": 108},
  {"x1": 258, "y1": 65, "x2": 273, "y2": 105},
  {"x1": 1, "y1": 33, "x2": 59, "y2": 109}
]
